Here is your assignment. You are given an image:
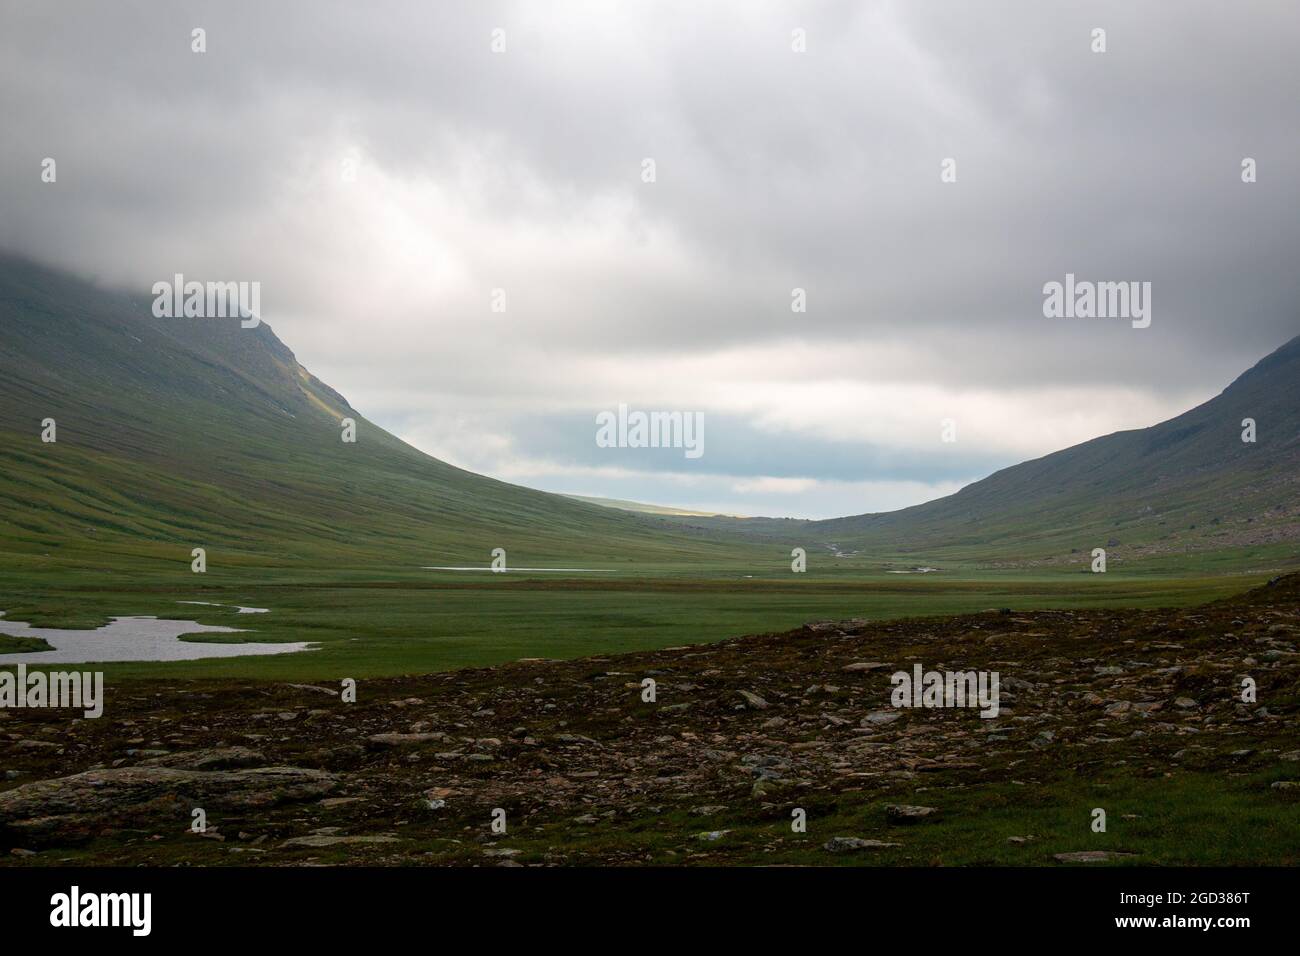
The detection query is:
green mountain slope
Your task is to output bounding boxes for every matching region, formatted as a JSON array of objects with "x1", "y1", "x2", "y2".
[
  {"x1": 2, "y1": 255, "x2": 1296, "y2": 581},
  {"x1": 0, "y1": 256, "x2": 755, "y2": 572}
]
